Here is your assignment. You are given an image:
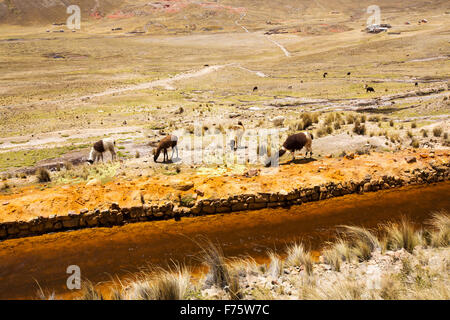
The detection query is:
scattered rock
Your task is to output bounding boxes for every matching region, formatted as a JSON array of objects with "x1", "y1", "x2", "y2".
[
  {"x1": 345, "y1": 153, "x2": 355, "y2": 160},
  {"x1": 405, "y1": 156, "x2": 417, "y2": 163},
  {"x1": 172, "y1": 180, "x2": 194, "y2": 191},
  {"x1": 86, "y1": 178, "x2": 101, "y2": 186},
  {"x1": 243, "y1": 169, "x2": 260, "y2": 178}
]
